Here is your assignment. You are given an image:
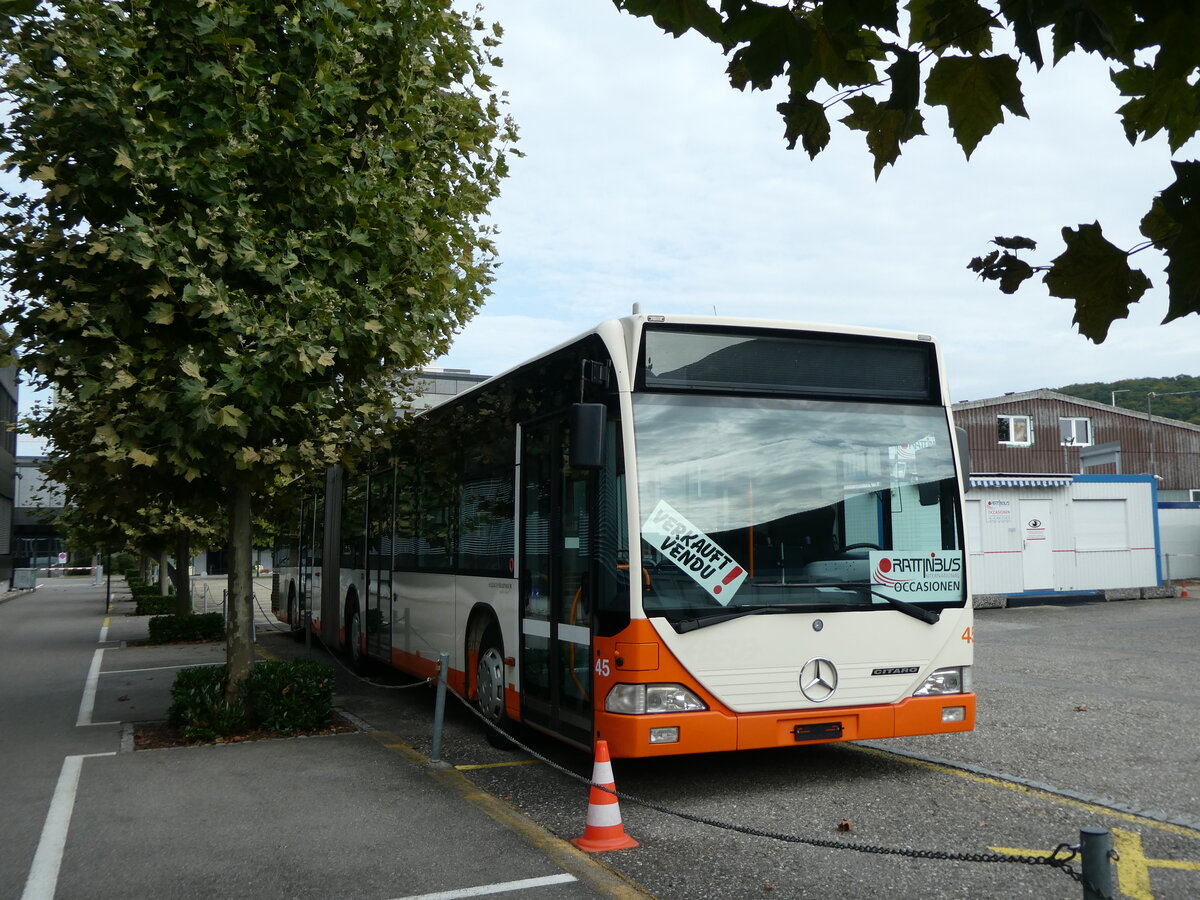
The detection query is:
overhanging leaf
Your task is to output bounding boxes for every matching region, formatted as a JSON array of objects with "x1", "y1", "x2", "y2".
[
  {"x1": 967, "y1": 249, "x2": 1038, "y2": 294},
  {"x1": 725, "y1": 3, "x2": 812, "y2": 92},
  {"x1": 777, "y1": 96, "x2": 831, "y2": 157},
  {"x1": 992, "y1": 235, "x2": 1037, "y2": 251},
  {"x1": 885, "y1": 47, "x2": 920, "y2": 111},
  {"x1": 839, "y1": 95, "x2": 926, "y2": 177},
  {"x1": 616, "y1": 0, "x2": 725, "y2": 44},
  {"x1": 925, "y1": 54, "x2": 1027, "y2": 158},
  {"x1": 1043, "y1": 222, "x2": 1151, "y2": 343},
  {"x1": 1153, "y1": 161, "x2": 1200, "y2": 325},
  {"x1": 907, "y1": 0, "x2": 995, "y2": 55},
  {"x1": 1111, "y1": 65, "x2": 1200, "y2": 152}
]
